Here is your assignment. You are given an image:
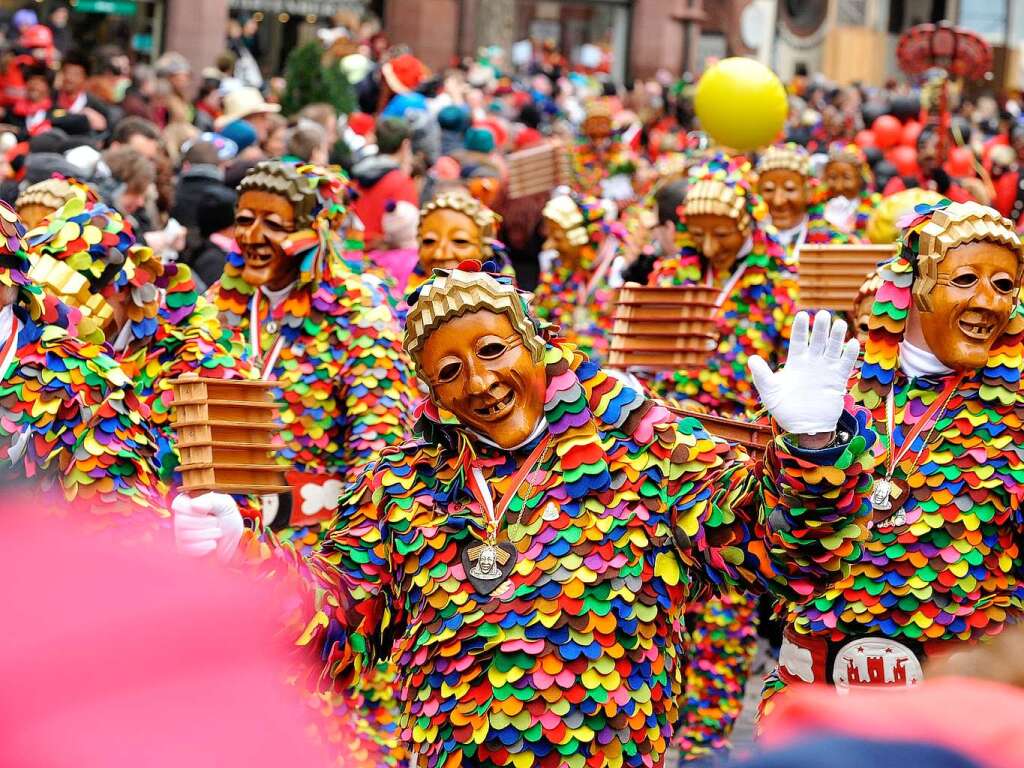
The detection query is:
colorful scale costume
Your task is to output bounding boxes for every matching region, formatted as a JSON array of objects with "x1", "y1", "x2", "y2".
[
  {"x1": 763, "y1": 200, "x2": 1024, "y2": 709},
  {"x1": 27, "y1": 198, "x2": 251, "y2": 484},
  {"x1": 244, "y1": 266, "x2": 877, "y2": 768},
  {"x1": 211, "y1": 162, "x2": 416, "y2": 767},
  {"x1": 0, "y1": 201, "x2": 167, "y2": 526},
  {"x1": 645, "y1": 155, "x2": 794, "y2": 759},
  {"x1": 533, "y1": 193, "x2": 619, "y2": 361}
]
